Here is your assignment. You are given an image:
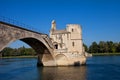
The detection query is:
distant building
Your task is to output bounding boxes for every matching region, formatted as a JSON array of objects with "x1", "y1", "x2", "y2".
[{"x1": 50, "y1": 20, "x2": 84, "y2": 55}]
